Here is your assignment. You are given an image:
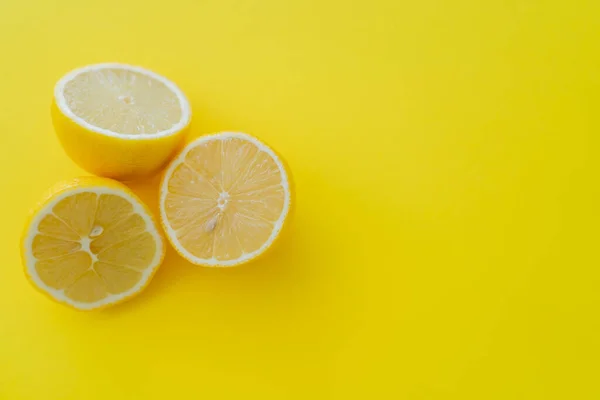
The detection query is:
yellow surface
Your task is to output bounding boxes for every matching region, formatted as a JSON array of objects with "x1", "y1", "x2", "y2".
[{"x1": 0, "y1": 0, "x2": 598, "y2": 398}]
